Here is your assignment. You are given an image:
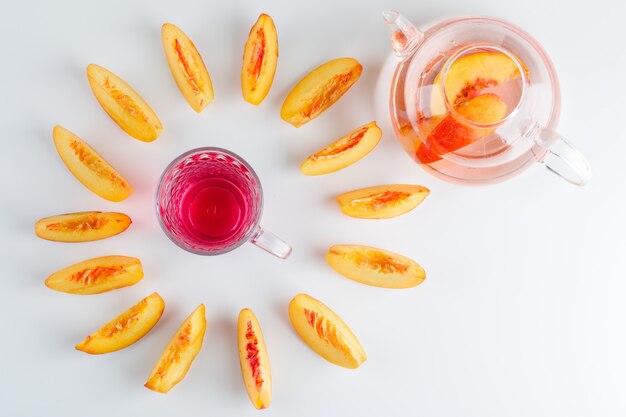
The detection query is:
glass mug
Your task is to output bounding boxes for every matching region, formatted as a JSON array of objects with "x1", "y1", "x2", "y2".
[
  {"x1": 156, "y1": 147, "x2": 291, "y2": 259},
  {"x1": 383, "y1": 11, "x2": 591, "y2": 186}
]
